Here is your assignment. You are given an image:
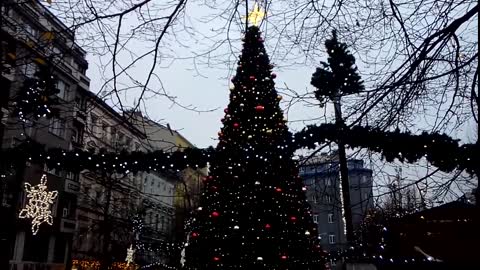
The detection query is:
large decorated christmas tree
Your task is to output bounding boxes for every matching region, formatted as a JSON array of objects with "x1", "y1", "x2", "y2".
[{"x1": 183, "y1": 25, "x2": 325, "y2": 269}]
